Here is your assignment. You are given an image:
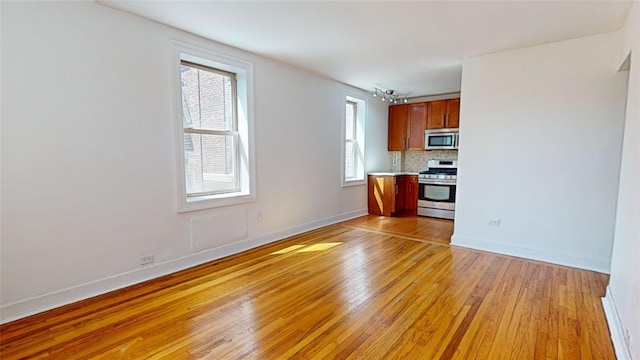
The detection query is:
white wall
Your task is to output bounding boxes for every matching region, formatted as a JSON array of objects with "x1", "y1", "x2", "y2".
[
  {"x1": 0, "y1": 2, "x2": 389, "y2": 323},
  {"x1": 603, "y1": 2, "x2": 640, "y2": 359},
  {"x1": 452, "y1": 31, "x2": 628, "y2": 273}
]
